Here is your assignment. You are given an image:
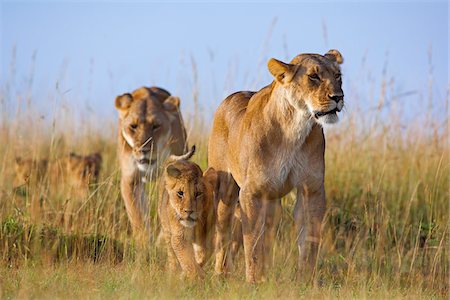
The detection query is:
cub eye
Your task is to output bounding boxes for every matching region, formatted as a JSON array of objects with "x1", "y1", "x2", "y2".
[
  {"x1": 195, "y1": 192, "x2": 203, "y2": 198},
  {"x1": 308, "y1": 74, "x2": 320, "y2": 81},
  {"x1": 130, "y1": 124, "x2": 138, "y2": 130},
  {"x1": 177, "y1": 191, "x2": 184, "y2": 198},
  {"x1": 153, "y1": 123, "x2": 161, "y2": 130}
]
